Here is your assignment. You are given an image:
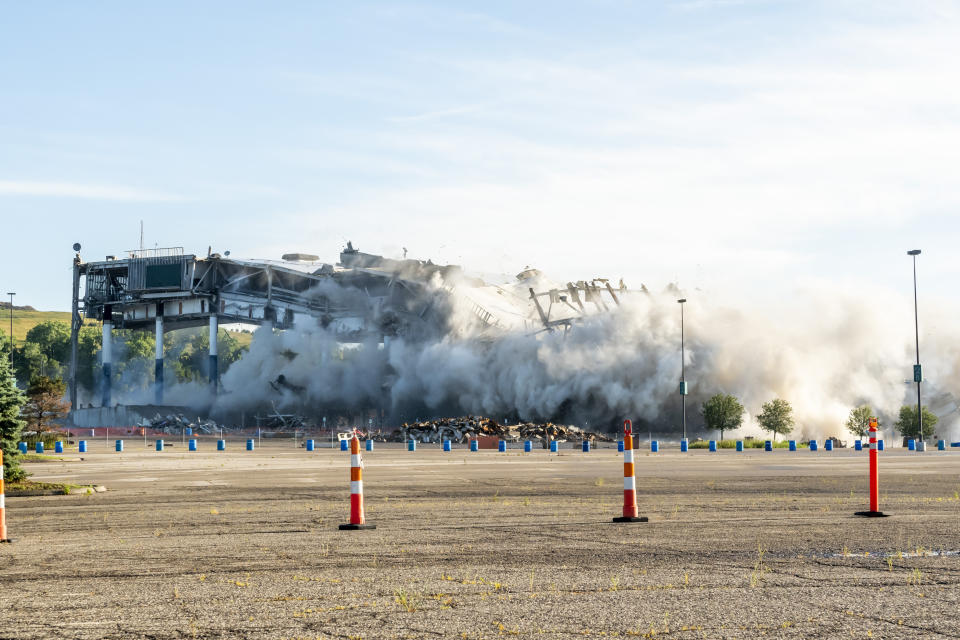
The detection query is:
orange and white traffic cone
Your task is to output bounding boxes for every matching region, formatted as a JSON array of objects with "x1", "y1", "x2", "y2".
[
  {"x1": 1, "y1": 450, "x2": 12, "y2": 543},
  {"x1": 613, "y1": 420, "x2": 647, "y2": 523},
  {"x1": 339, "y1": 433, "x2": 375, "y2": 530},
  {"x1": 855, "y1": 417, "x2": 888, "y2": 517}
]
